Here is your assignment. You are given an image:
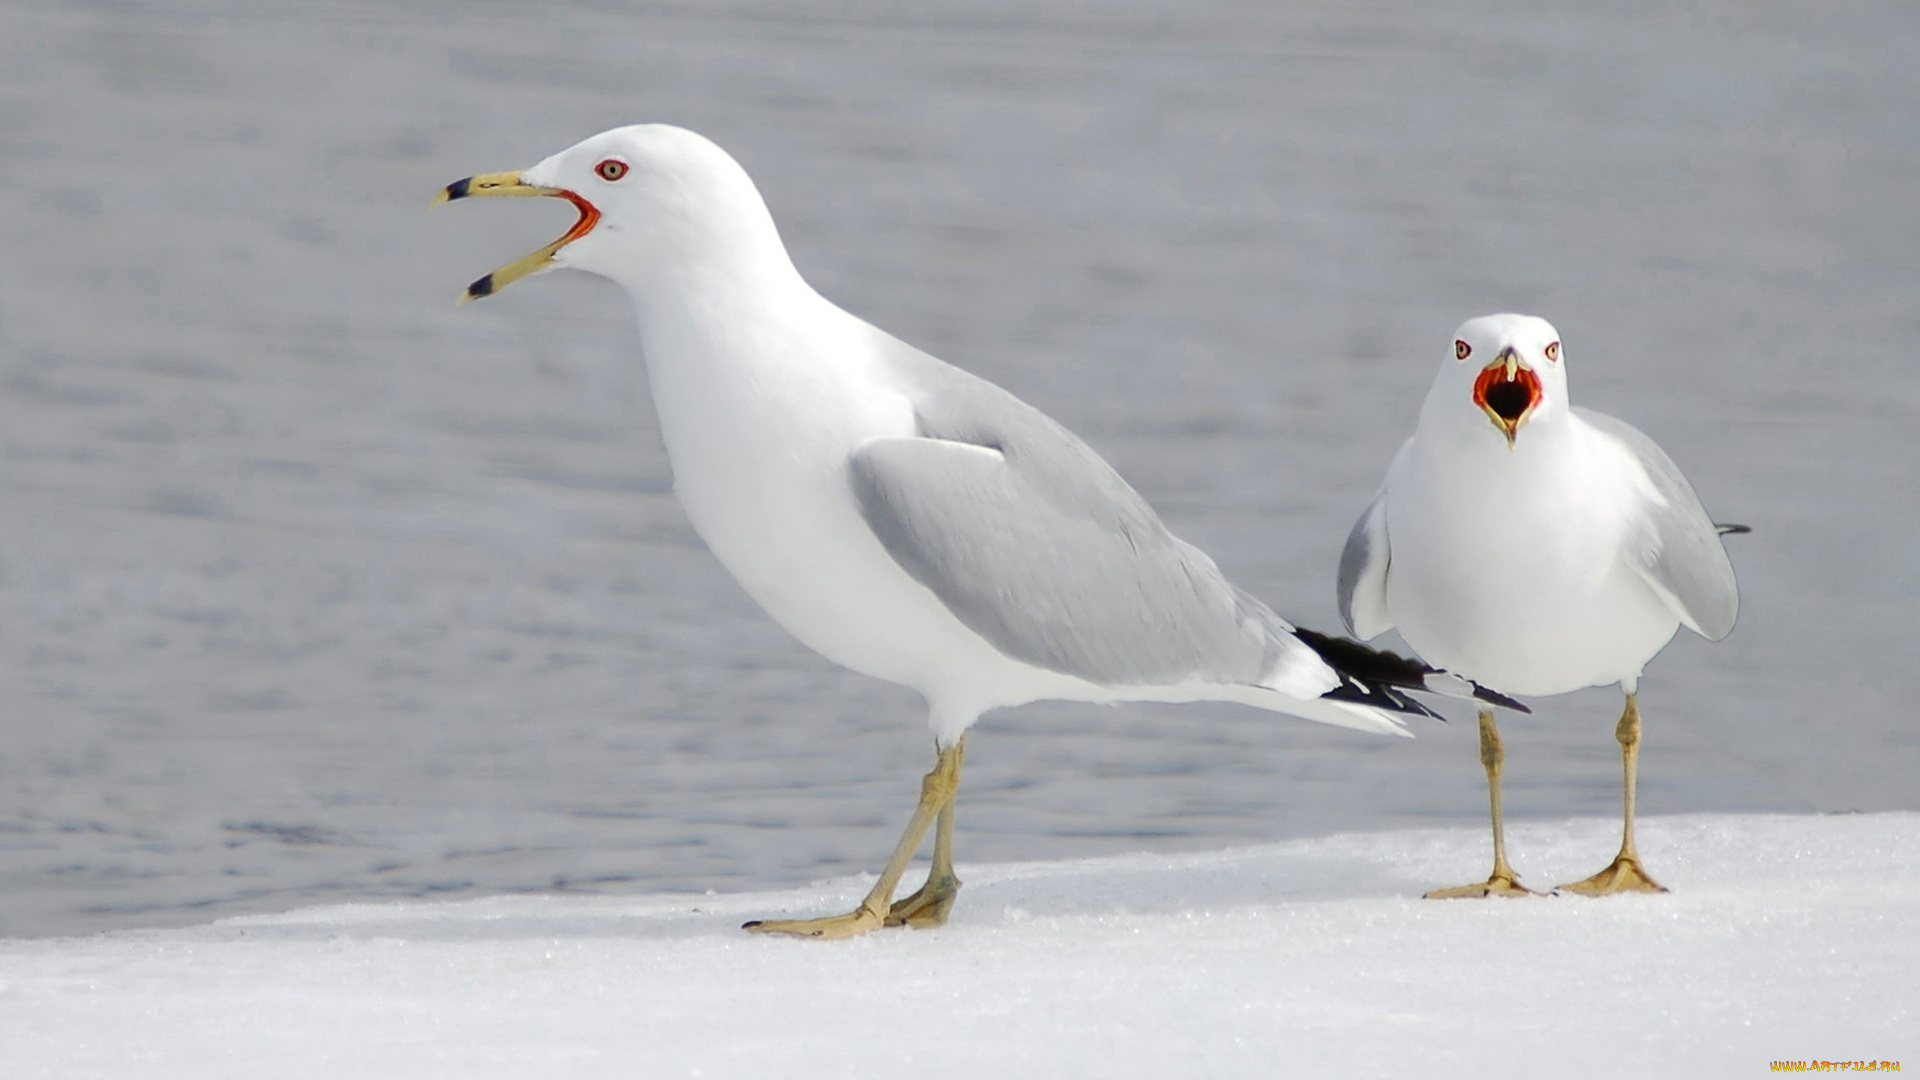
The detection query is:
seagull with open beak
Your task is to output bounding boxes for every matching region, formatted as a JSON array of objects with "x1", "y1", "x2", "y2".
[
  {"x1": 1337, "y1": 313, "x2": 1744, "y2": 897},
  {"x1": 431, "y1": 124, "x2": 1523, "y2": 938}
]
